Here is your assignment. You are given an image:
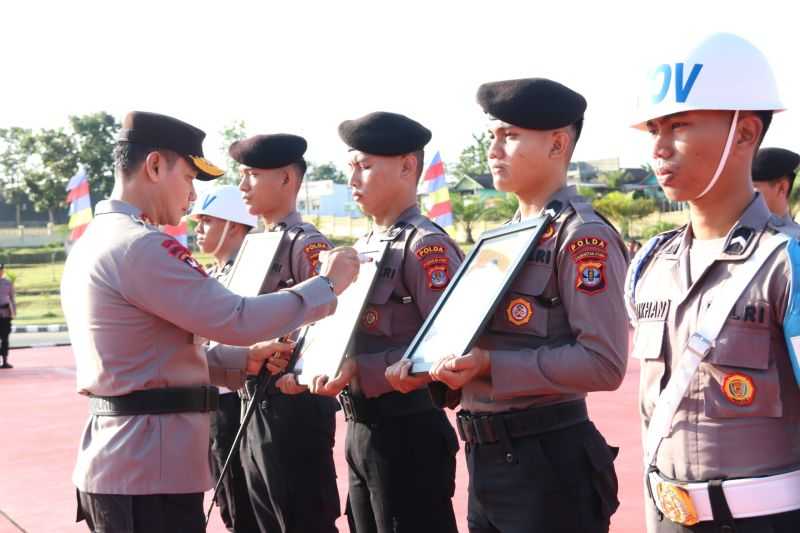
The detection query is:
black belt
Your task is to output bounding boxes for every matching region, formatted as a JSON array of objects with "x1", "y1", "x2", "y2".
[
  {"x1": 339, "y1": 387, "x2": 433, "y2": 424},
  {"x1": 456, "y1": 400, "x2": 589, "y2": 445},
  {"x1": 89, "y1": 386, "x2": 219, "y2": 416}
]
